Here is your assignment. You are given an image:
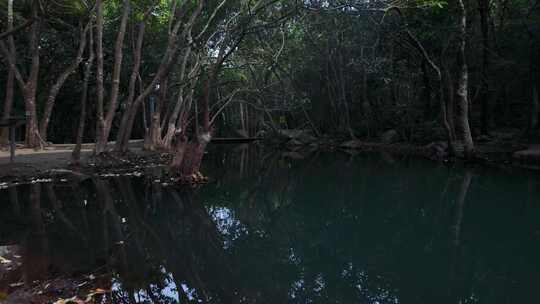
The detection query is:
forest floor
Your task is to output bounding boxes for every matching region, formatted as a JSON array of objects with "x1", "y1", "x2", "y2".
[{"x1": 0, "y1": 140, "x2": 160, "y2": 188}]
